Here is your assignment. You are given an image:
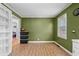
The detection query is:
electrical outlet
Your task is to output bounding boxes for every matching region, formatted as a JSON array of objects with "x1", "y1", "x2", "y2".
[
  {"x1": 37, "y1": 38, "x2": 40, "y2": 40},
  {"x1": 72, "y1": 30, "x2": 76, "y2": 33}
]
